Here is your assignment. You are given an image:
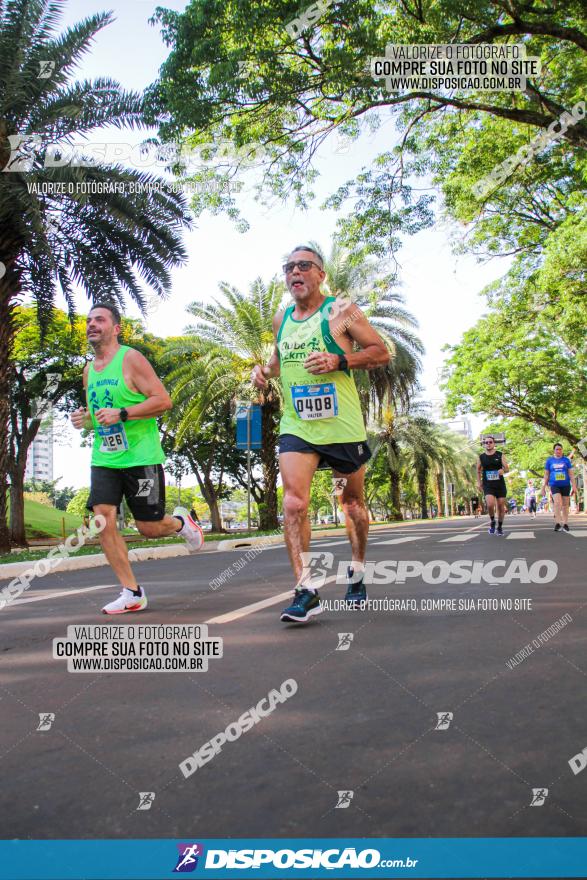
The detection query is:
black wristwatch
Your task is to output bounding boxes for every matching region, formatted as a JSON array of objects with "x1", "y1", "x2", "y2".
[
  {"x1": 338, "y1": 355, "x2": 349, "y2": 371},
  {"x1": 119, "y1": 407, "x2": 129, "y2": 422}
]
